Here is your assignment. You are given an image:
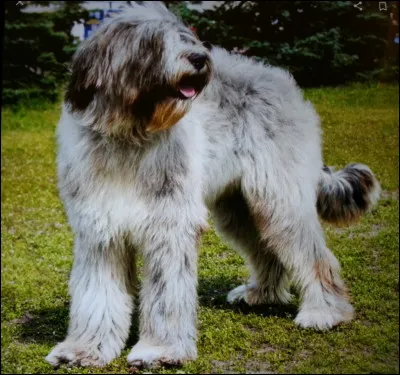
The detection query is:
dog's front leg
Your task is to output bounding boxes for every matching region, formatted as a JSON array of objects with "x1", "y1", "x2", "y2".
[
  {"x1": 127, "y1": 212, "x2": 203, "y2": 368},
  {"x1": 46, "y1": 233, "x2": 136, "y2": 368}
]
